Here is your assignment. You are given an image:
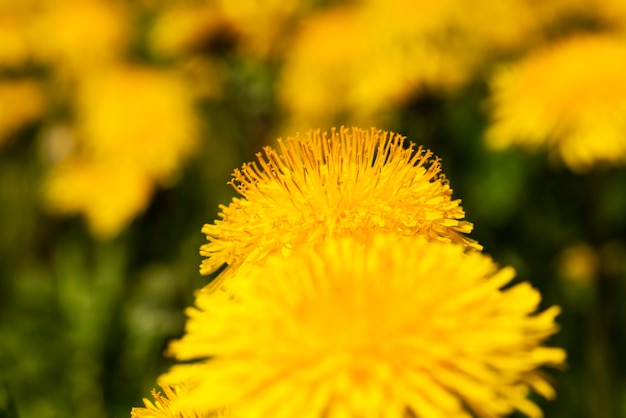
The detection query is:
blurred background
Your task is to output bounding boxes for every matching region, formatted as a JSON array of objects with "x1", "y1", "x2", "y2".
[{"x1": 0, "y1": 0, "x2": 625, "y2": 417}]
